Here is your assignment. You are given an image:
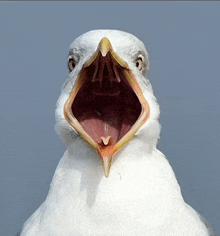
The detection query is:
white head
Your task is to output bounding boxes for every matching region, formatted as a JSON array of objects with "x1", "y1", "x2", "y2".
[{"x1": 55, "y1": 30, "x2": 160, "y2": 177}]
